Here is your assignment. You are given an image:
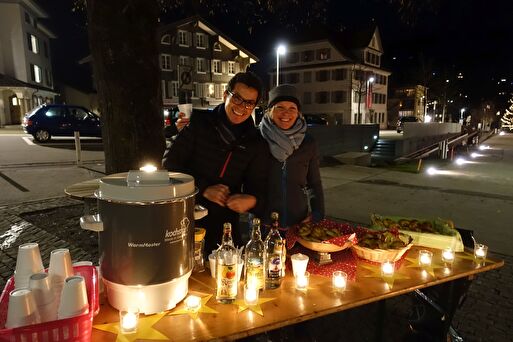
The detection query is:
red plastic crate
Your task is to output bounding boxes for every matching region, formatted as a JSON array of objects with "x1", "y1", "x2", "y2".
[{"x1": 0, "y1": 266, "x2": 99, "y2": 341}]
